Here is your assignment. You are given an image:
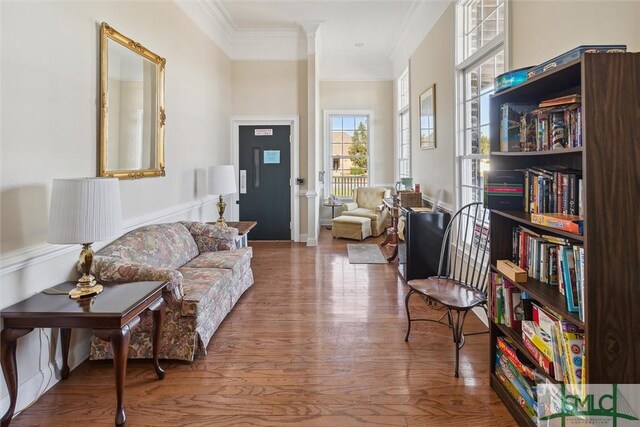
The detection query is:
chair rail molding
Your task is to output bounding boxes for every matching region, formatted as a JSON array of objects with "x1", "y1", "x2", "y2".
[{"x1": 0, "y1": 198, "x2": 217, "y2": 277}]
